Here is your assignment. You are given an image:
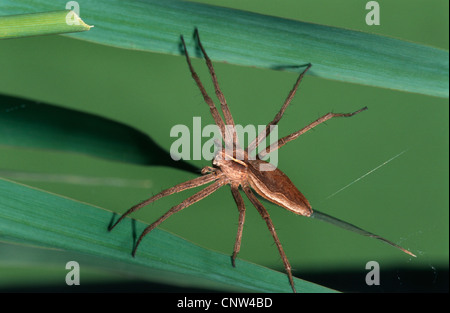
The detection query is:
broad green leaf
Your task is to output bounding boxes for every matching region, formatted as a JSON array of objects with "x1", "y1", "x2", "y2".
[
  {"x1": 0, "y1": 10, "x2": 92, "y2": 39},
  {"x1": 1, "y1": 0, "x2": 448, "y2": 98},
  {"x1": 0, "y1": 177, "x2": 336, "y2": 293}
]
